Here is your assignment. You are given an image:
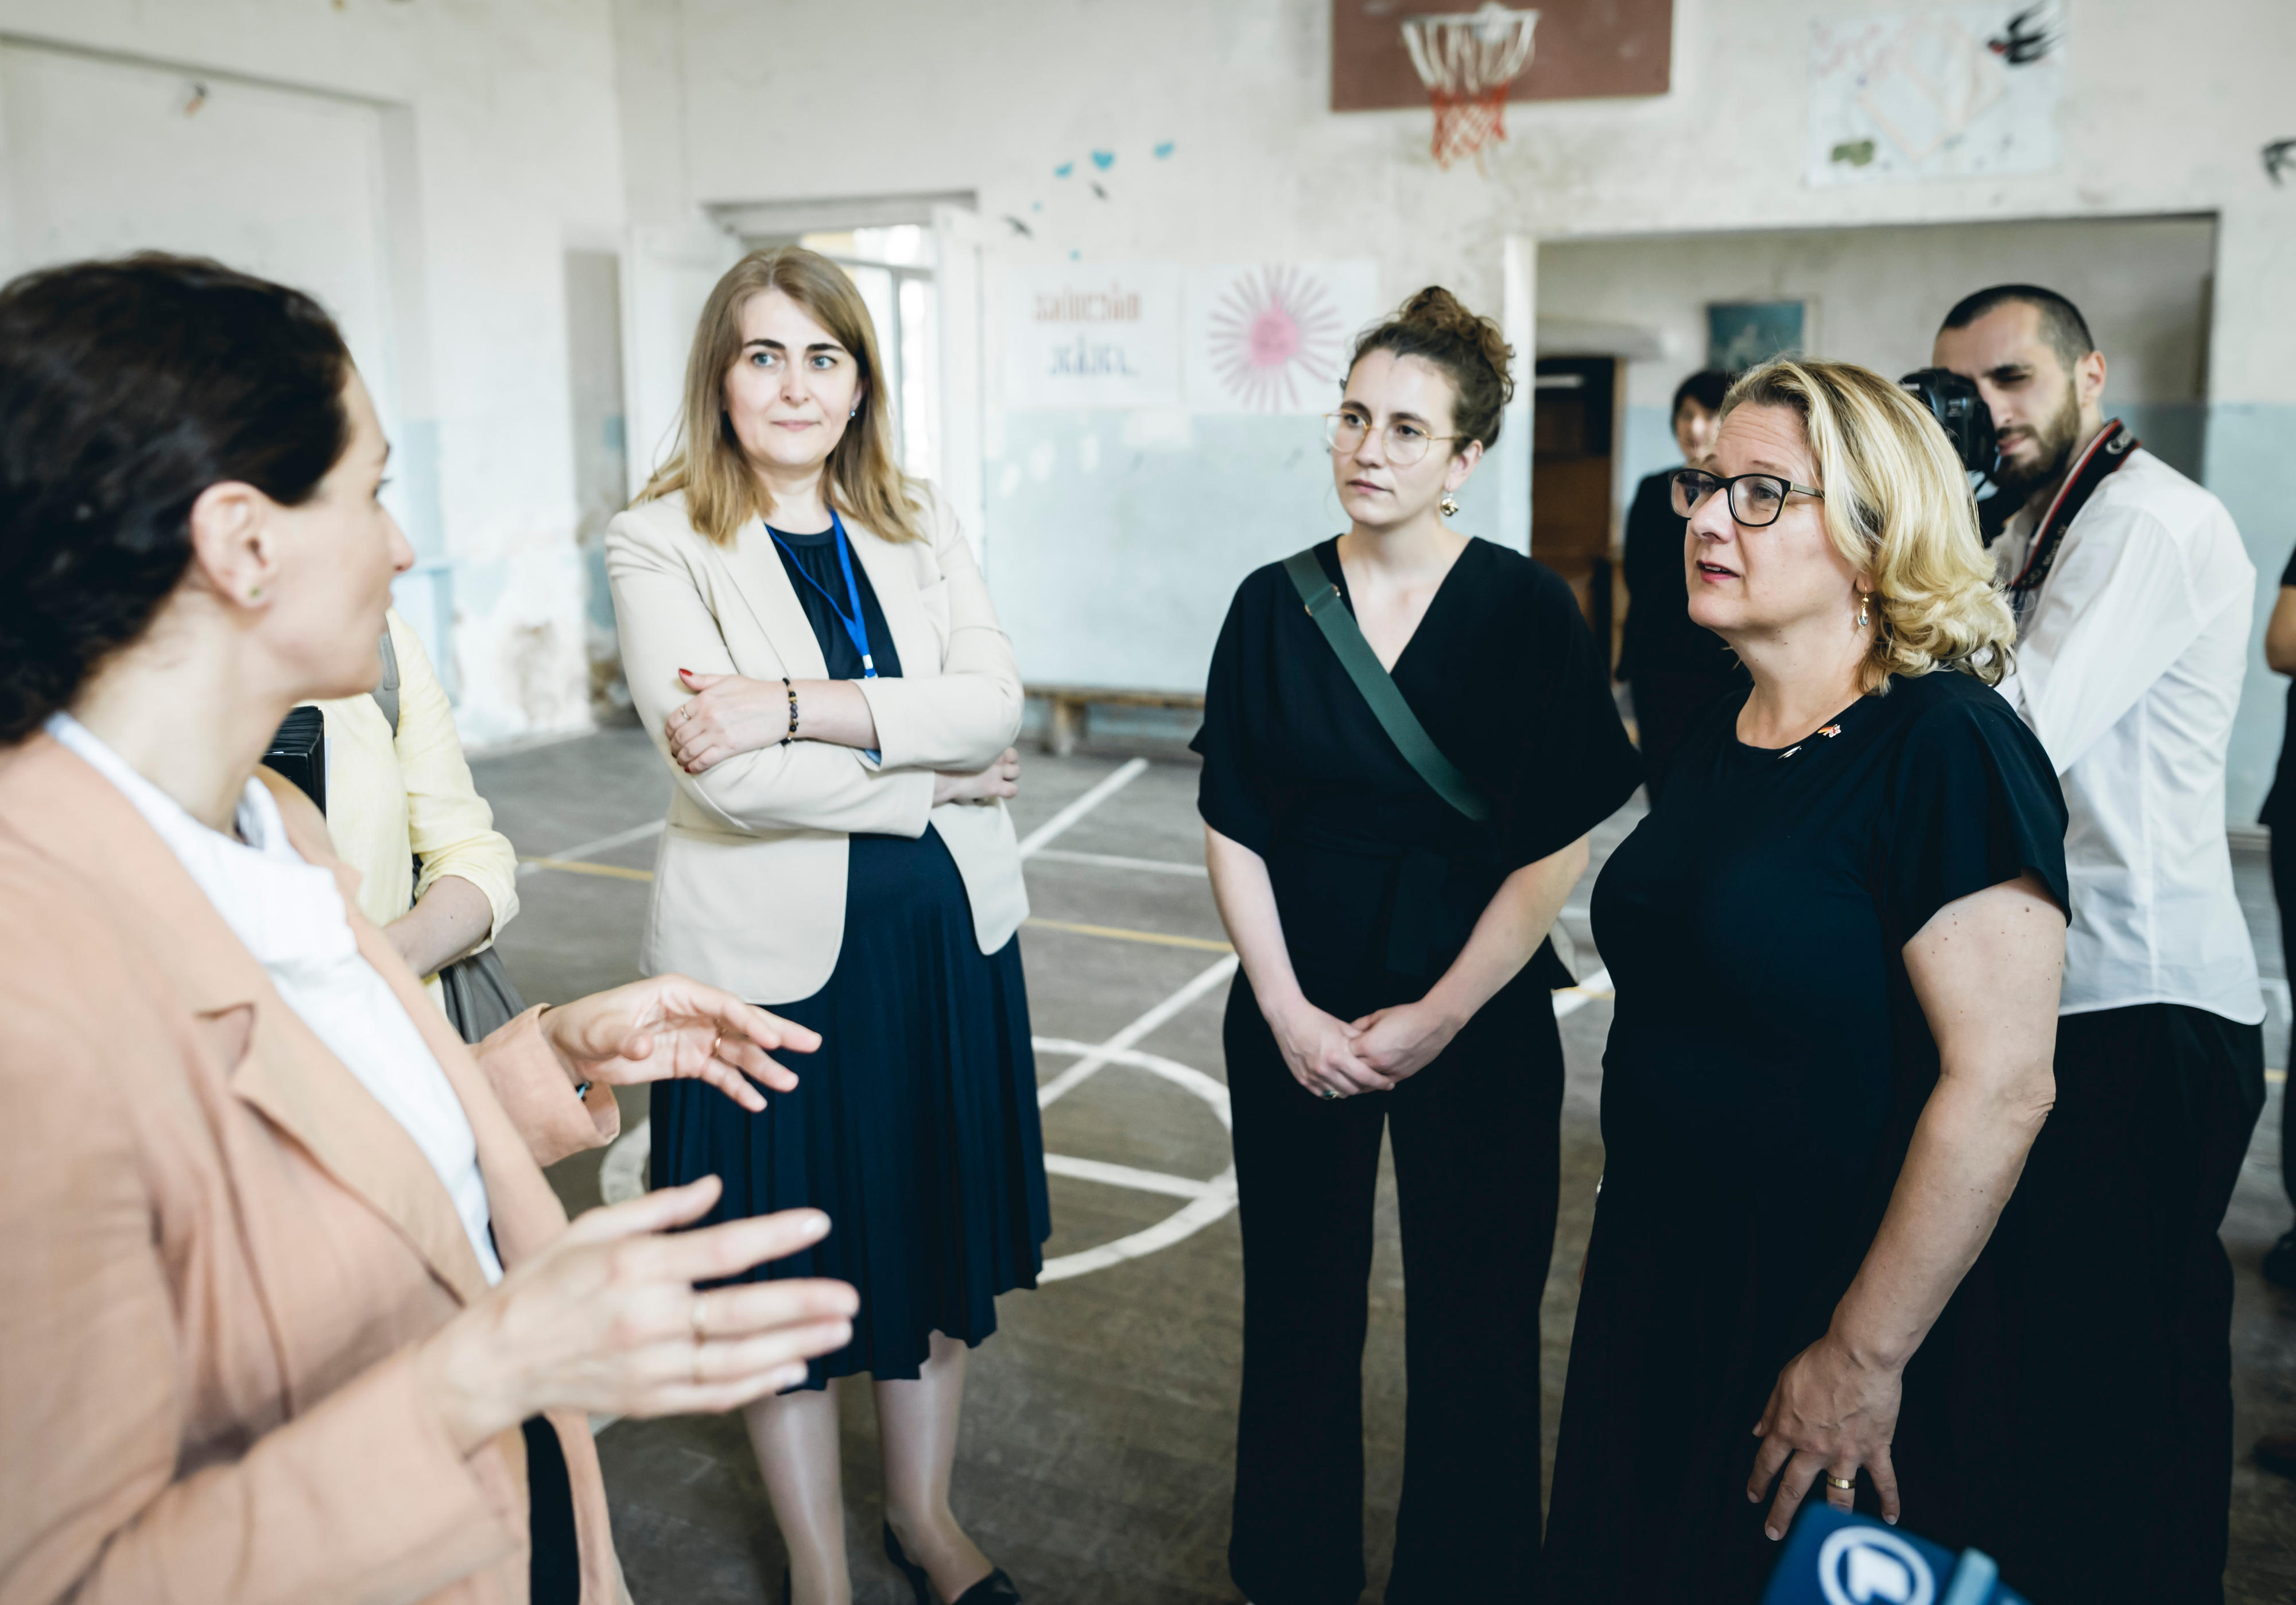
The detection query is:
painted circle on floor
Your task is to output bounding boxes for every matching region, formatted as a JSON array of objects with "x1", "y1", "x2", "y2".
[{"x1": 595, "y1": 1036, "x2": 1236, "y2": 1282}]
